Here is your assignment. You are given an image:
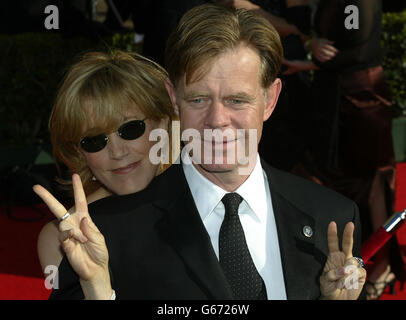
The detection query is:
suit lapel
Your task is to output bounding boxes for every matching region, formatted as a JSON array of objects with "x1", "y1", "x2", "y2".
[
  {"x1": 262, "y1": 161, "x2": 317, "y2": 299},
  {"x1": 154, "y1": 165, "x2": 233, "y2": 299},
  {"x1": 270, "y1": 189, "x2": 316, "y2": 299}
]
